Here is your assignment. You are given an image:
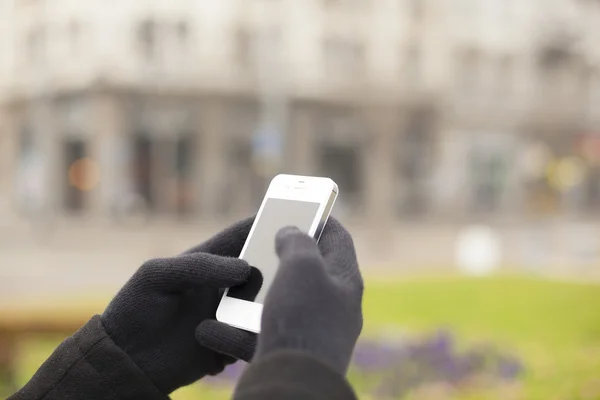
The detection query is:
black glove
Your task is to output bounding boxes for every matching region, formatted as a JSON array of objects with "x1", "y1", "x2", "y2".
[
  {"x1": 101, "y1": 217, "x2": 259, "y2": 395},
  {"x1": 198, "y1": 217, "x2": 363, "y2": 375}
]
